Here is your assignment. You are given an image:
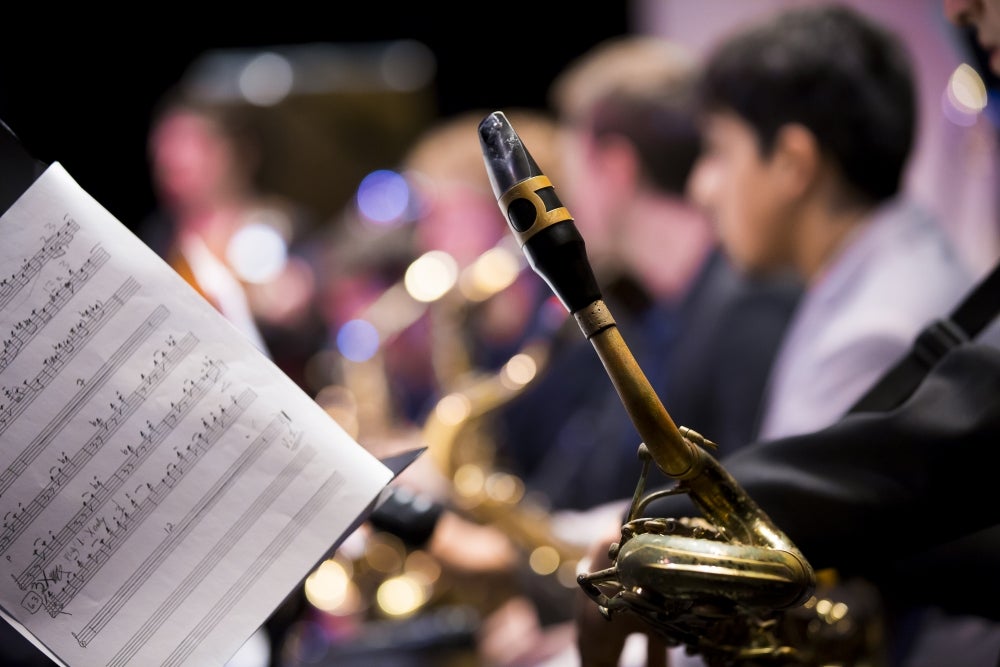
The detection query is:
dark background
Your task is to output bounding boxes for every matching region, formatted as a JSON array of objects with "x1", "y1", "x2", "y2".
[{"x1": 0, "y1": 5, "x2": 631, "y2": 231}]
